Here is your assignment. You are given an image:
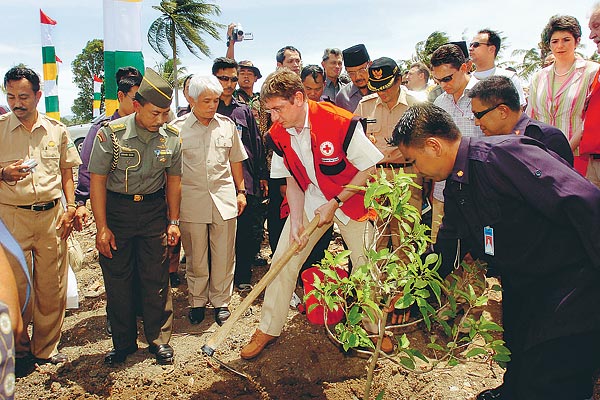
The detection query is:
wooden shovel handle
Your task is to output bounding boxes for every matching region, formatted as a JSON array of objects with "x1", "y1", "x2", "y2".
[{"x1": 202, "y1": 217, "x2": 320, "y2": 355}]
